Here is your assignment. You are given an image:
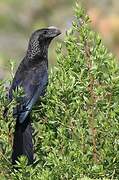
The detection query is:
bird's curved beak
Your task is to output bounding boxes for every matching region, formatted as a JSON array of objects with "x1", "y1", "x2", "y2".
[{"x1": 48, "y1": 26, "x2": 61, "y2": 37}]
